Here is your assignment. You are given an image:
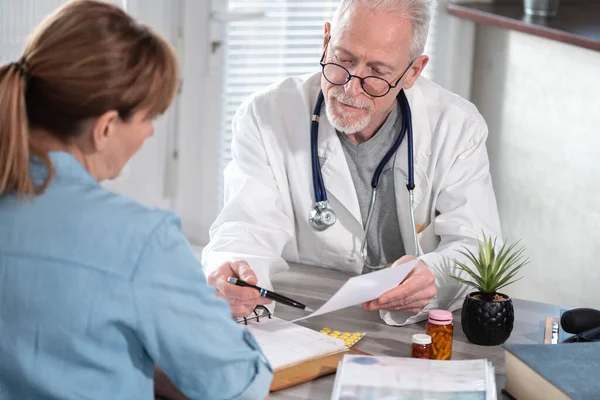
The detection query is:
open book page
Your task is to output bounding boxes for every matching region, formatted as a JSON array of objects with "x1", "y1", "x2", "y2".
[
  {"x1": 244, "y1": 317, "x2": 347, "y2": 370},
  {"x1": 331, "y1": 355, "x2": 496, "y2": 400}
]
